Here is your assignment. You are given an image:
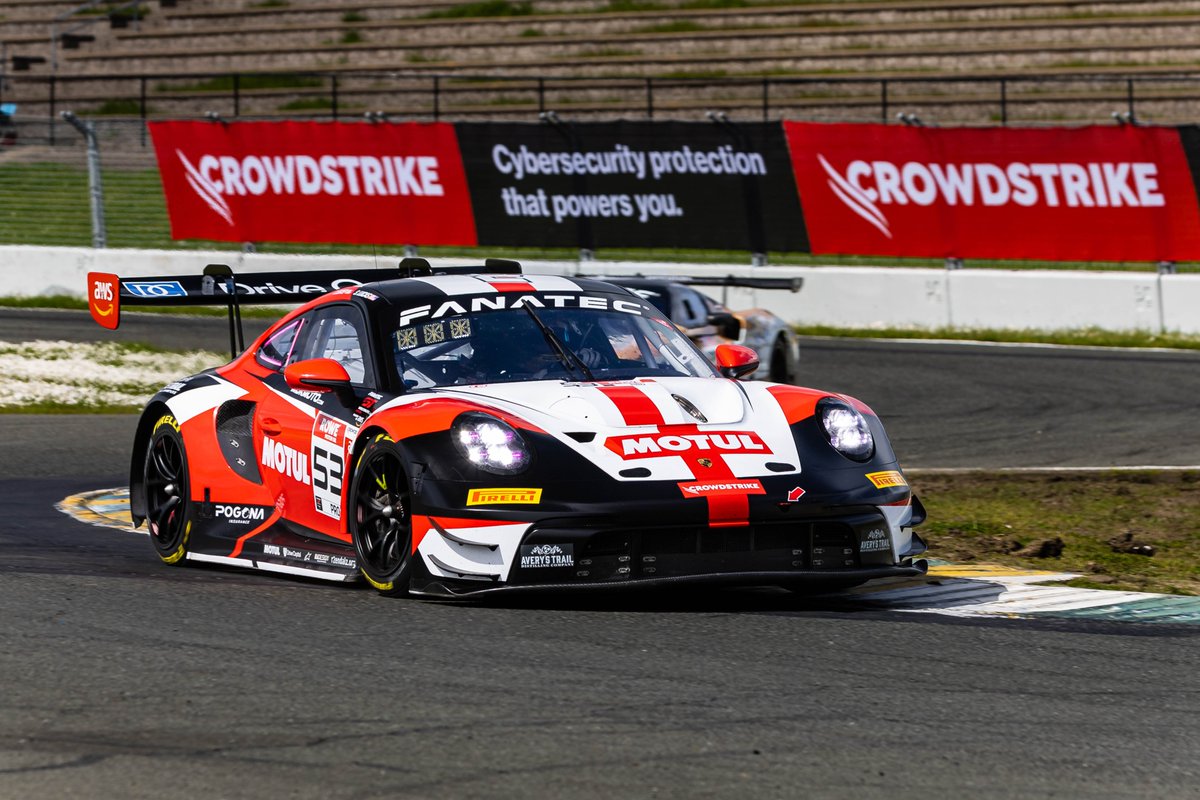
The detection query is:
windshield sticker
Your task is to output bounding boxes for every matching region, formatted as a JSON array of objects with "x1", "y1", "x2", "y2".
[
  {"x1": 397, "y1": 294, "x2": 644, "y2": 326},
  {"x1": 396, "y1": 328, "x2": 419, "y2": 350},
  {"x1": 423, "y1": 321, "x2": 446, "y2": 344}
]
